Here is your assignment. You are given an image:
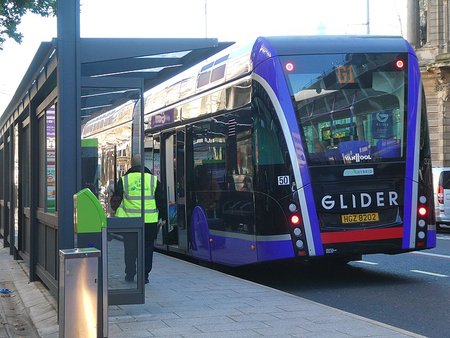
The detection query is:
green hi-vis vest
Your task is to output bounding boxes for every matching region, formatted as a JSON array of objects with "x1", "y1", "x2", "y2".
[{"x1": 116, "y1": 172, "x2": 158, "y2": 223}]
